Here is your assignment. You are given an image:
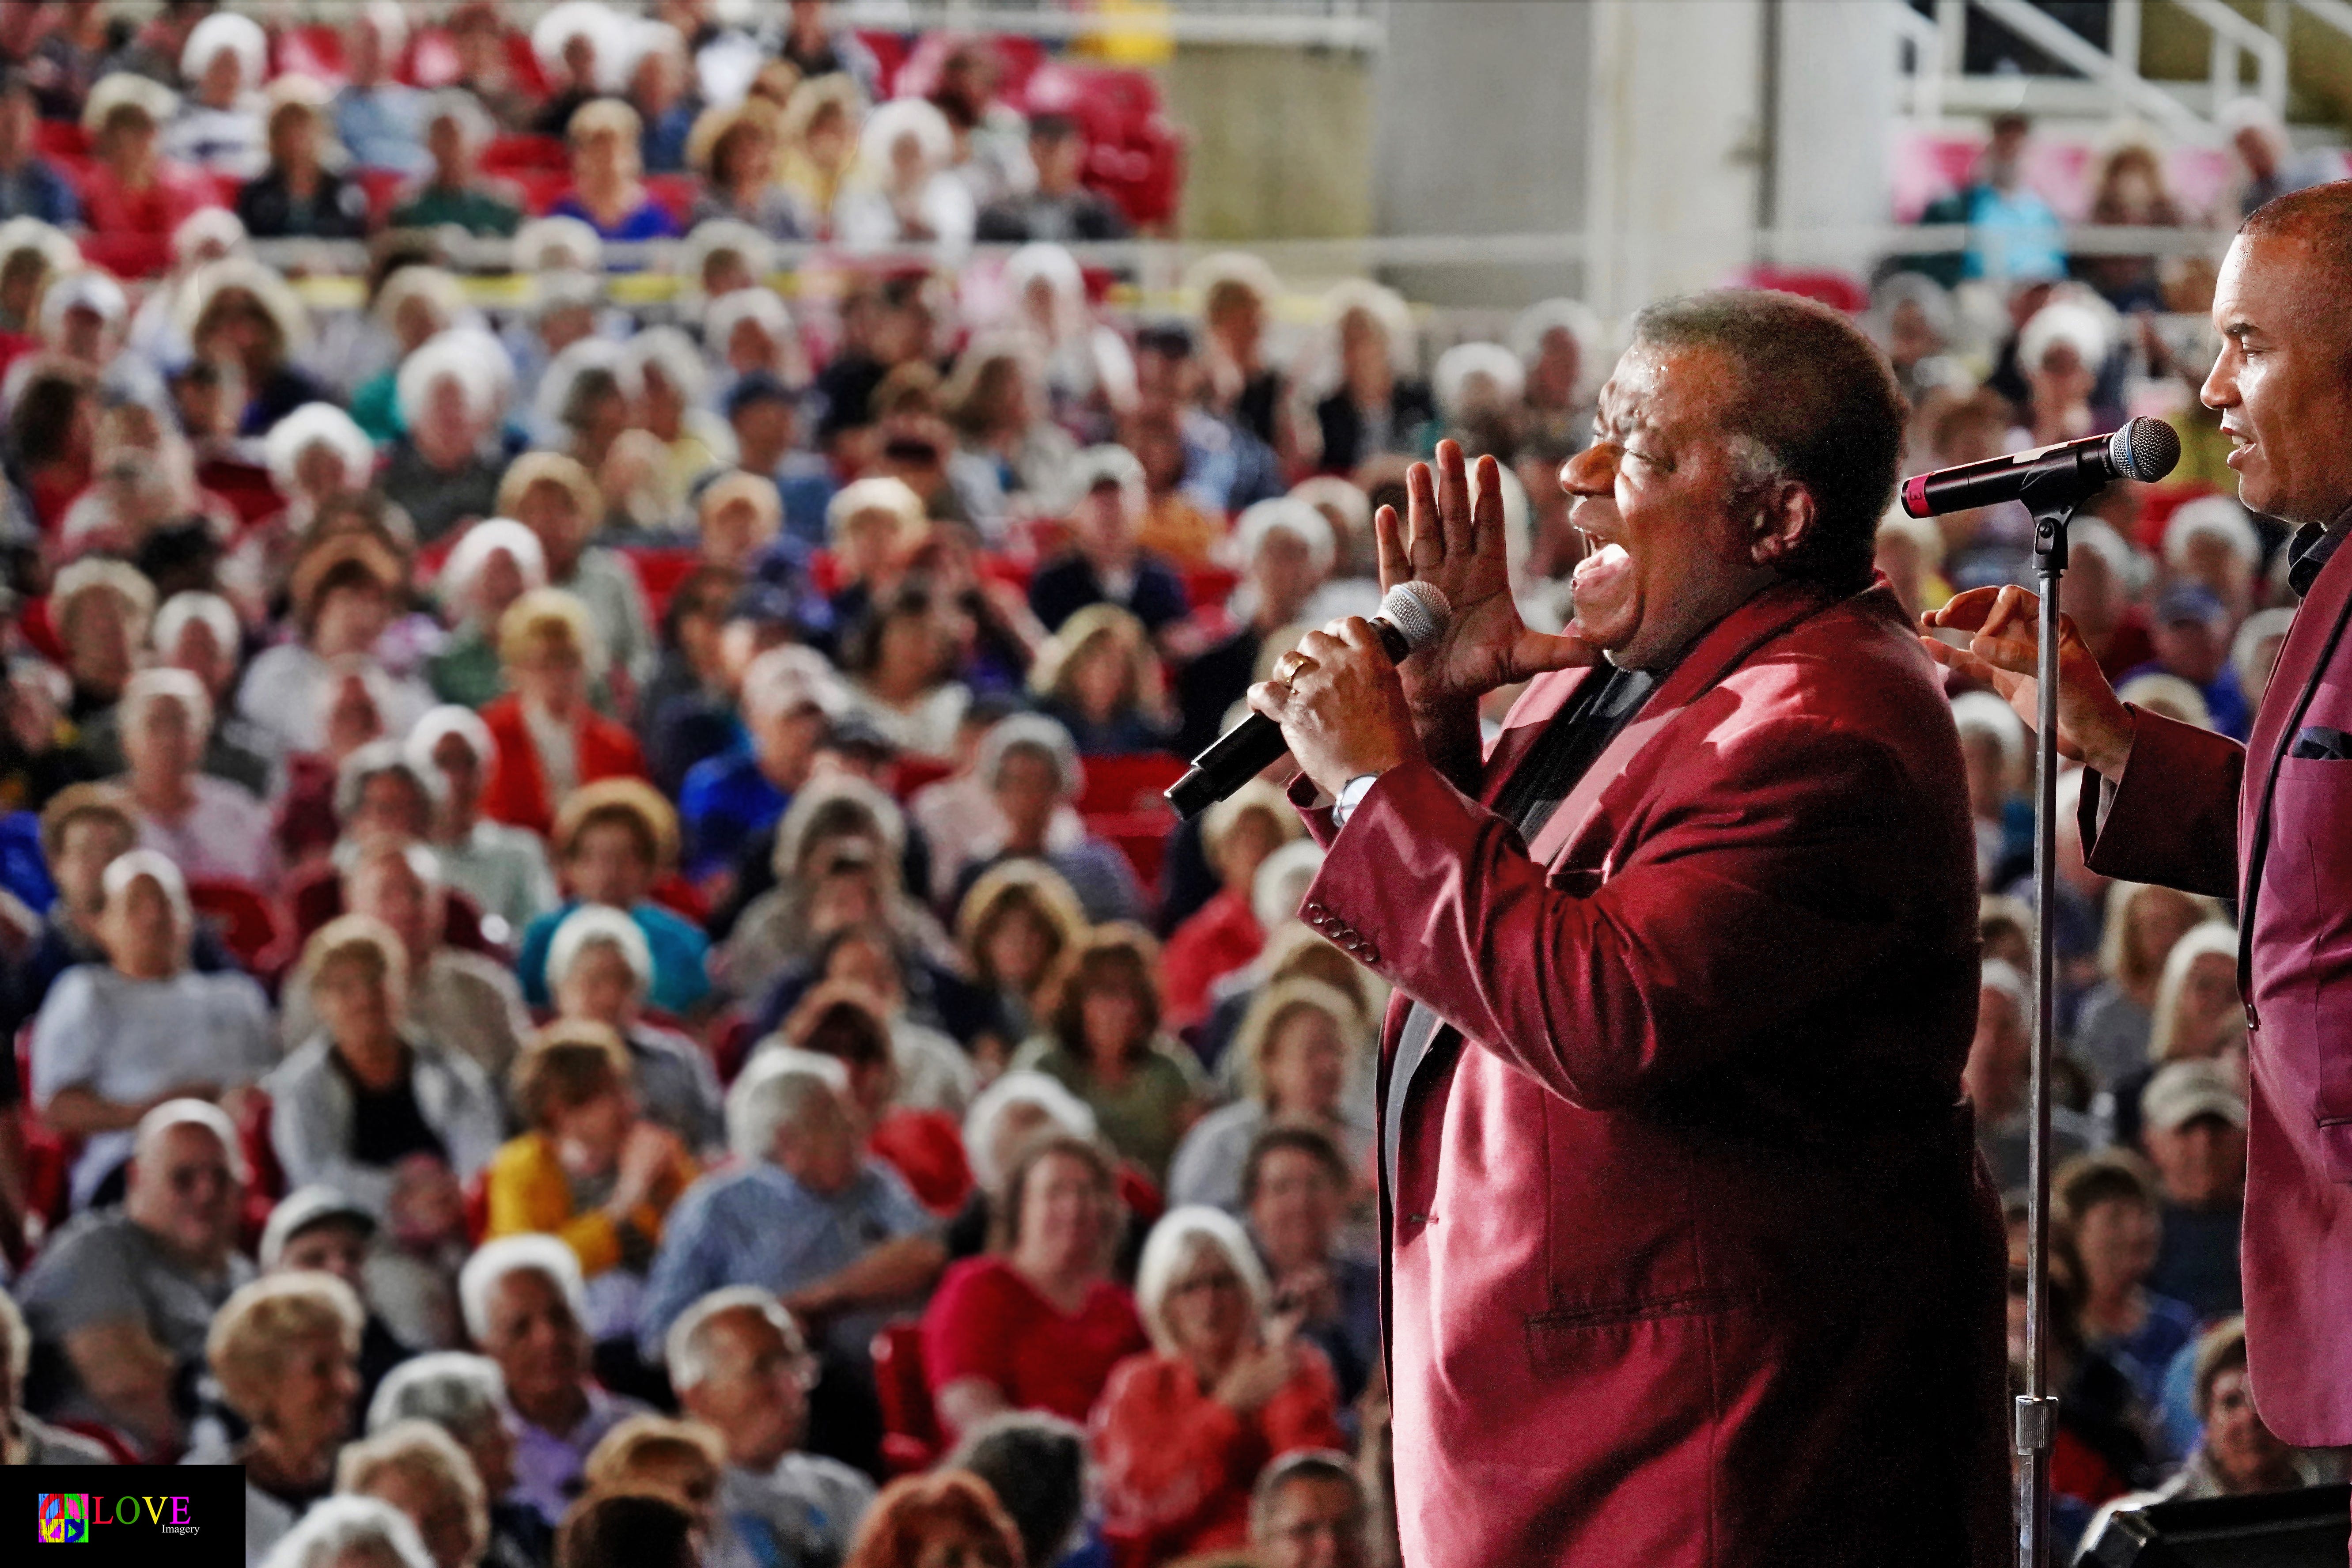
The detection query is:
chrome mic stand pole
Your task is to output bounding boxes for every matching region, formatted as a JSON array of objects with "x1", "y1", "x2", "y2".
[{"x1": 2015, "y1": 477, "x2": 2079, "y2": 1568}]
